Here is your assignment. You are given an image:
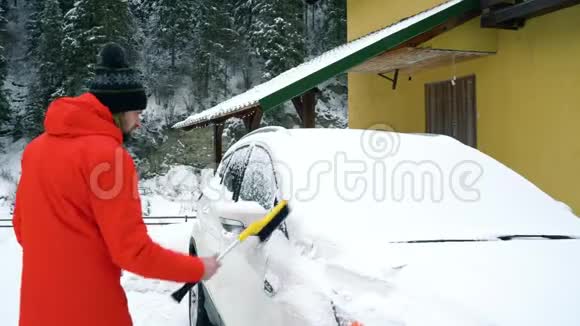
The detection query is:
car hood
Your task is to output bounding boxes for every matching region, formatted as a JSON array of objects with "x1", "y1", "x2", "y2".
[
  {"x1": 286, "y1": 202, "x2": 580, "y2": 245},
  {"x1": 310, "y1": 239, "x2": 580, "y2": 326}
]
